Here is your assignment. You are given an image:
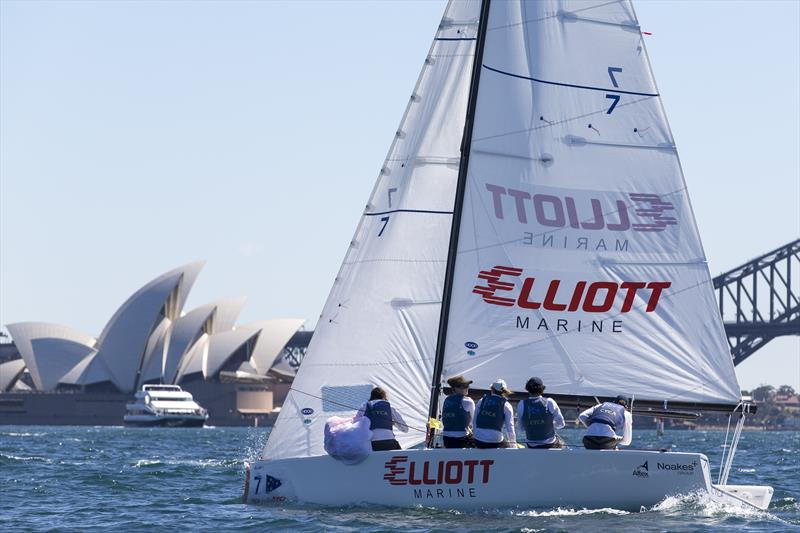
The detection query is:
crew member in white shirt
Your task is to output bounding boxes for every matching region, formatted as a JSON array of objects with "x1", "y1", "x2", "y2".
[
  {"x1": 473, "y1": 379, "x2": 517, "y2": 448},
  {"x1": 356, "y1": 386, "x2": 409, "y2": 451},
  {"x1": 578, "y1": 395, "x2": 633, "y2": 450},
  {"x1": 516, "y1": 377, "x2": 566, "y2": 449}
]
